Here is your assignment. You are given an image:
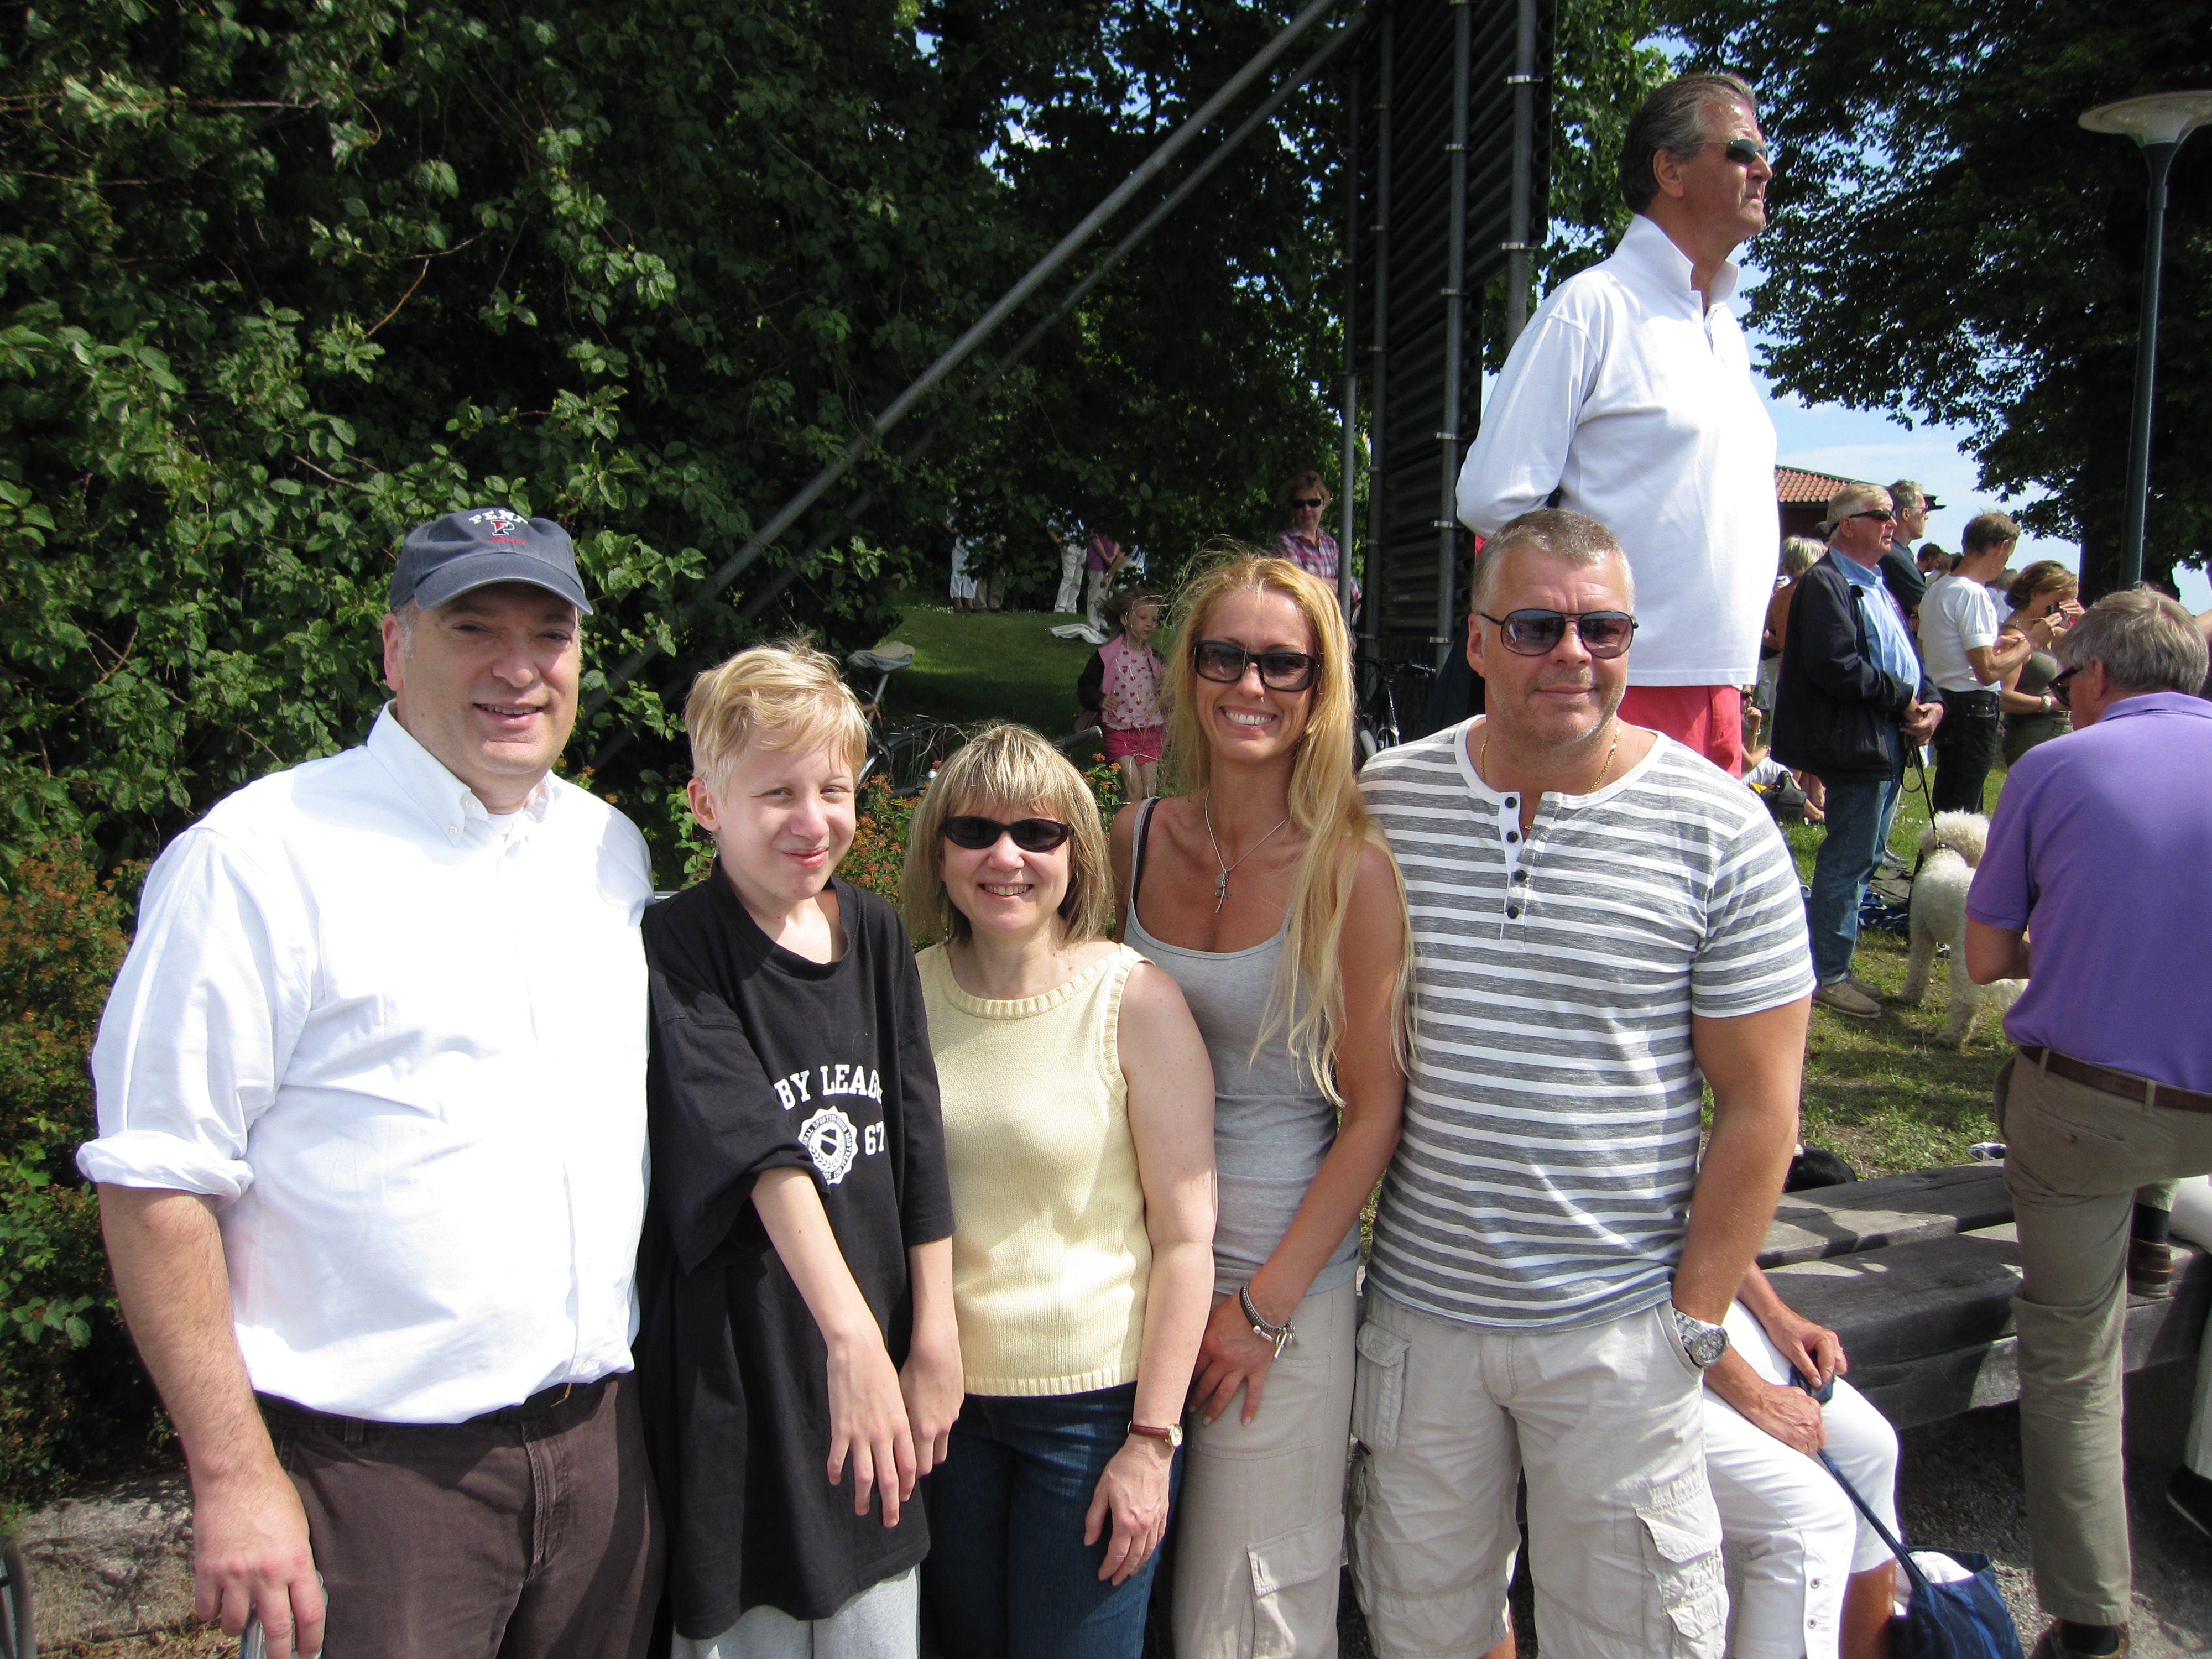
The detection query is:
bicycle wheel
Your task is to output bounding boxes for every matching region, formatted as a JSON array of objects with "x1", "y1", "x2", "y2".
[
  {"x1": 880, "y1": 719, "x2": 964, "y2": 795},
  {"x1": 857, "y1": 732, "x2": 894, "y2": 791}
]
